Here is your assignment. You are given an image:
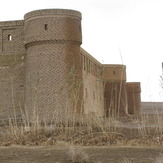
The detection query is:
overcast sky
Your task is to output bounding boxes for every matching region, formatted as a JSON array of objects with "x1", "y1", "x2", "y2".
[{"x1": 0, "y1": 0, "x2": 163, "y2": 102}]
